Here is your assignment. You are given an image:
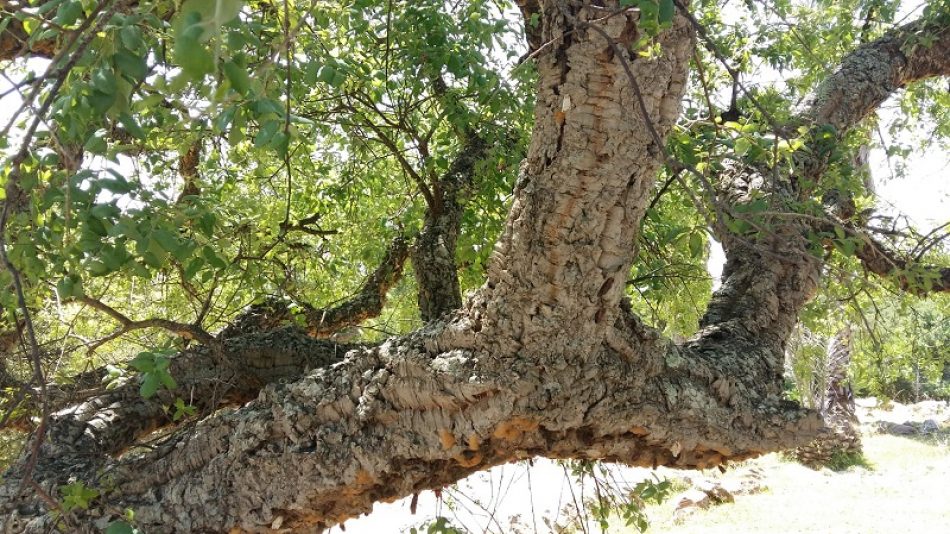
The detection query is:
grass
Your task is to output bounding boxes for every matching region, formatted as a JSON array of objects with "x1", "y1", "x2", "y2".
[
  {"x1": 824, "y1": 450, "x2": 874, "y2": 472},
  {"x1": 612, "y1": 432, "x2": 950, "y2": 534}
]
